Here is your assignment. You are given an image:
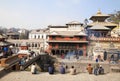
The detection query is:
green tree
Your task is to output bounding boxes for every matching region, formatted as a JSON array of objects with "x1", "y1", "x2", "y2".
[{"x1": 107, "y1": 11, "x2": 120, "y2": 24}]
